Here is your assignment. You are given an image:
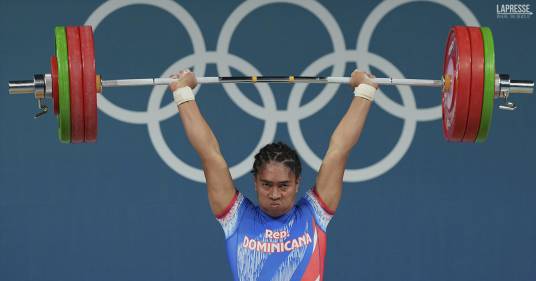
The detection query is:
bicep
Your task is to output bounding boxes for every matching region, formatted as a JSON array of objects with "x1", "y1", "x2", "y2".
[
  {"x1": 315, "y1": 149, "x2": 348, "y2": 212},
  {"x1": 202, "y1": 153, "x2": 237, "y2": 216}
]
